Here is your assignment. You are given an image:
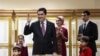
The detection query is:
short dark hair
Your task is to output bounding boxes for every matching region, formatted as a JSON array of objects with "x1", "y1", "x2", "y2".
[
  {"x1": 37, "y1": 8, "x2": 47, "y2": 15},
  {"x1": 81, "y1": 36, "x2": 89, "y2": 43},
  {"x1": 83, "y1": 10, "x2": 90, "y2": 16},
  {"x1": 13, "y1": 47, "x2": 21, "y2": 52}
]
